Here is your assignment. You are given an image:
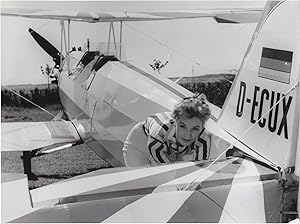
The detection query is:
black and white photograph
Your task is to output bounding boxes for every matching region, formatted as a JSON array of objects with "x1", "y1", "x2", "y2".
[{"x1": 1, "y1": 0, "x2": 299, "y2": 223}]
